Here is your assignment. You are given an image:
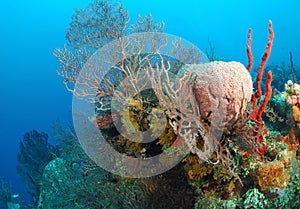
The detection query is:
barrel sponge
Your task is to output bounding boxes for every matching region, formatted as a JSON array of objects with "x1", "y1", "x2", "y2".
[{"x1": 180, "y1": 61, "x2": 253, "y2": 126}]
